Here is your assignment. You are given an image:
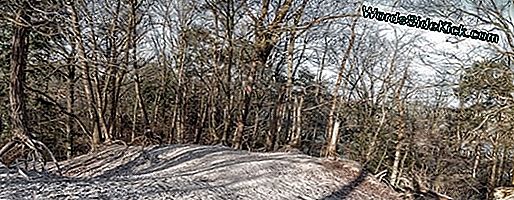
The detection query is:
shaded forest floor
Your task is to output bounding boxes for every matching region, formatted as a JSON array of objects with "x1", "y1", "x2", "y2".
[{"x1": 0, "y1": 144, "x2": 401, "y2": 199}]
